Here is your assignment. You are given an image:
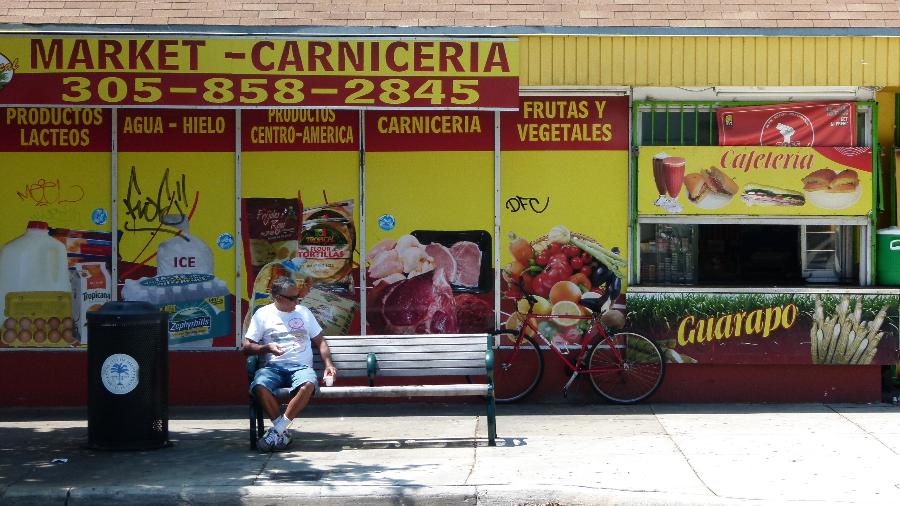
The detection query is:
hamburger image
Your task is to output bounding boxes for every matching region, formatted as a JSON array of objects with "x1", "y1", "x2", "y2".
[
  {"x1": 683, "y1": 167, "x2": 739, "y2": 209},
  {"x1": 741, "y1": 184, "x2": 806, "y2": 207},
  {"x1": 801, "y1": 168, "x2": 862, "y2": 210}
]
